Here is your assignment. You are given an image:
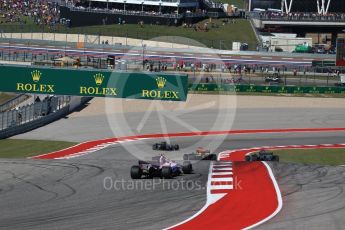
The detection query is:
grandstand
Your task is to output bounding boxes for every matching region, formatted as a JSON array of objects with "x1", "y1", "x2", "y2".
[
  {"x1": 248, "y1": 0, "x2": 345, "y2": 13},
  {"x1": 60, "y1": 0, "x2": 237, "y2": 26}
]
